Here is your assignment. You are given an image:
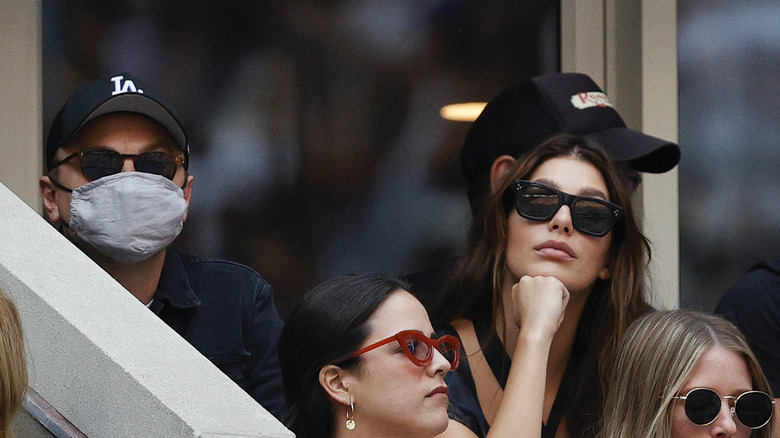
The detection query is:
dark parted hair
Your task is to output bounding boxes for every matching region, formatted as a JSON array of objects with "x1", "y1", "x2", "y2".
[
  {"x1": 279, "y1": 274, "x2": 410, "y2": 438},
  {"x1": 434, "y1": 133, "x2": 652, "y2": 437}
]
